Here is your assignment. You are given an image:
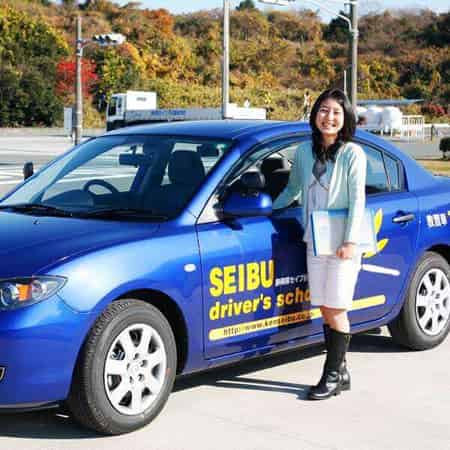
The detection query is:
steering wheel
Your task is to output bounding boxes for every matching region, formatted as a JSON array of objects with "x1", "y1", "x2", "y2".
[{"x1": 83, "y1": 179, "x2": 121, "y2": 202}]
